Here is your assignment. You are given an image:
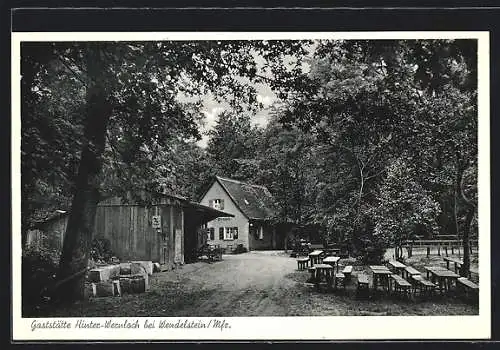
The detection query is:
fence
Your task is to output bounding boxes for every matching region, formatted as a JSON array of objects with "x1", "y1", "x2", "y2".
[{"x1": 402, "y1": 239, "x2": 478, "y2": 258}]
